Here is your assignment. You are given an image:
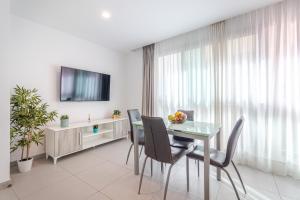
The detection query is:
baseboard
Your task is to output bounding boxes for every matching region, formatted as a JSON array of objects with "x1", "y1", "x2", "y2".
[
  {"x1": 0, "y1": 179, "x2": 12, "y2": 190},
  {"x1": 10, "y1": 153, "x2": 46, "y2": 167}
]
